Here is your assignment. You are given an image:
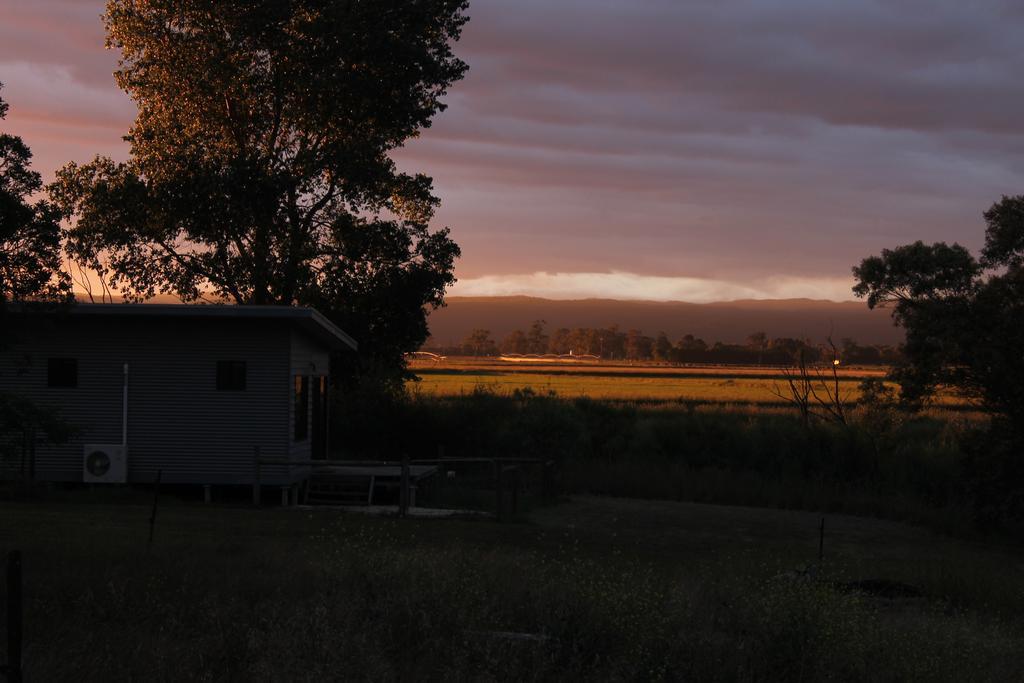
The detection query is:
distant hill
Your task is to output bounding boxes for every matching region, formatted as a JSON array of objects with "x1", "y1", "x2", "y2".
[
  {"x1": 426, "y1": 296, "x2": 903, "y2": 347},
  {"x1": 73, "y1": 293, "x2": 902, "y2": 347}
]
